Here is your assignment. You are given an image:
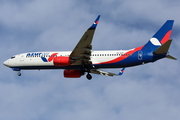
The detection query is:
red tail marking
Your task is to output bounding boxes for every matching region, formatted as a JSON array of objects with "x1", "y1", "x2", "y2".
[
  {"x1": 95, "y1": 21, "x2": 99, "y2": 24},
  {"x1": 160, "y1": 30, "x2": 172, "y2": 44}
]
